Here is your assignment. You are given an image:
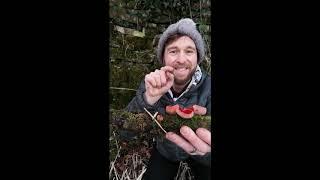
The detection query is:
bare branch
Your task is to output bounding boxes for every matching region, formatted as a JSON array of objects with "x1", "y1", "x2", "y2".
[{"x1": 110, "y1": 87, "x2": 137, "y2": 92}]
